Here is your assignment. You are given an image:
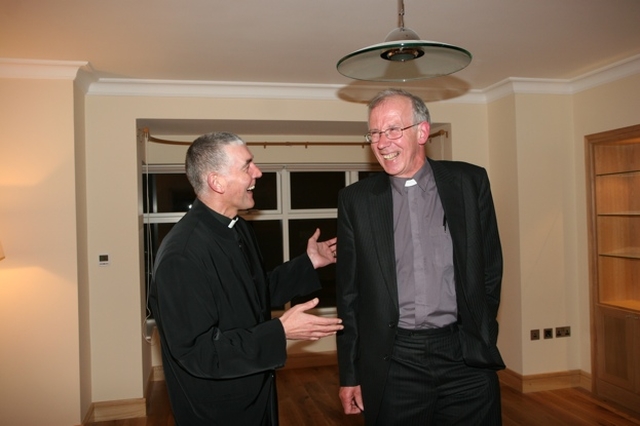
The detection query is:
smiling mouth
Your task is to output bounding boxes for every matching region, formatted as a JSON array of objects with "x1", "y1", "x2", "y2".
[
  {"x1": 248, "y1": 185, "x2": 255, "y2": 191},
  {"x1": 382, "y1": 152, "x2": 399, "y2": 160}
]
